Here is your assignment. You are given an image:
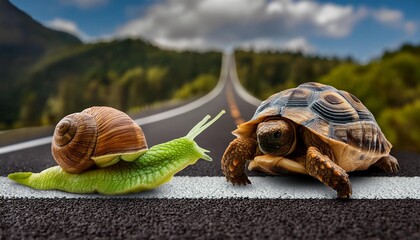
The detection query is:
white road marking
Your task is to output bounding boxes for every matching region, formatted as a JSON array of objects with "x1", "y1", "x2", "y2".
[
  {"x1": 1, "y1": 176, "x2": 419, "y2": 199},
  {"x1": 0, "y1": 137, "x2": 52, "y2": 155},
  {"x1": 229, "y1": 54, "x2": 262, "y2": 107},
  {"x1": 0, "y1": 54, "x2": 230, "y2": 154}
]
